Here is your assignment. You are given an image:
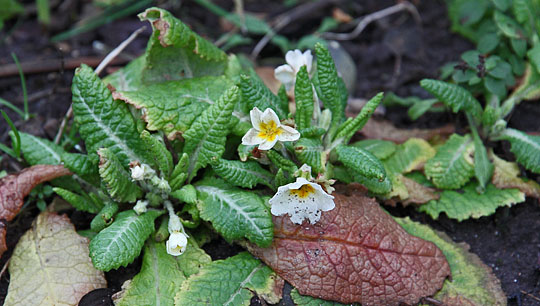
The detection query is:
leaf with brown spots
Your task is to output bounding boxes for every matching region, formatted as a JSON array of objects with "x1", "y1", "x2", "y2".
[
  {"x1": 0, "y1": 165, "x2": 72, "y2": 257},
  {"x1": 248, "y1": 187, "x2": 450, "y2": 306}
]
